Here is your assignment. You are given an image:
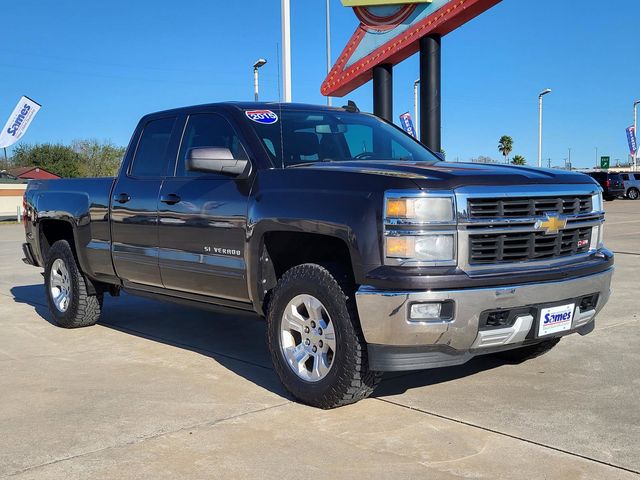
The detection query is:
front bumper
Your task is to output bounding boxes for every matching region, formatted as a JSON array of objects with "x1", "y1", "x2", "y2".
[{"x1": 356, "y1": 266, "x2": 613, "y2": 371}]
